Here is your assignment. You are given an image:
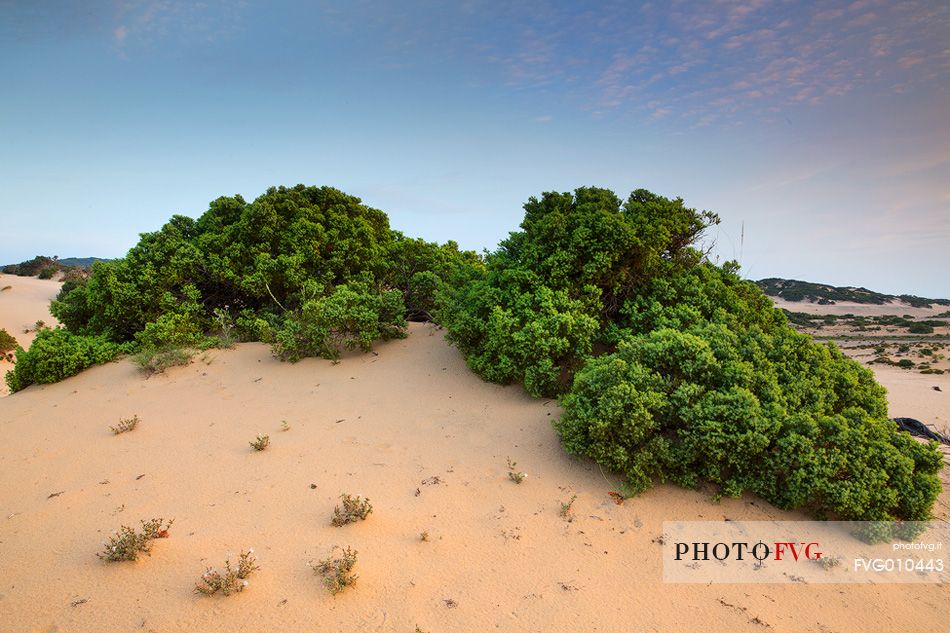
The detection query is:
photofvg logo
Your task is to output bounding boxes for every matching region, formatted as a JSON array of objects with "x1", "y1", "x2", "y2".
[
  {"x1": 674, "y1": 539, "x2": 824, "y2": 563},
  {"x1": 662, "y1": 521, "x2": 949, "y2": 584}
]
